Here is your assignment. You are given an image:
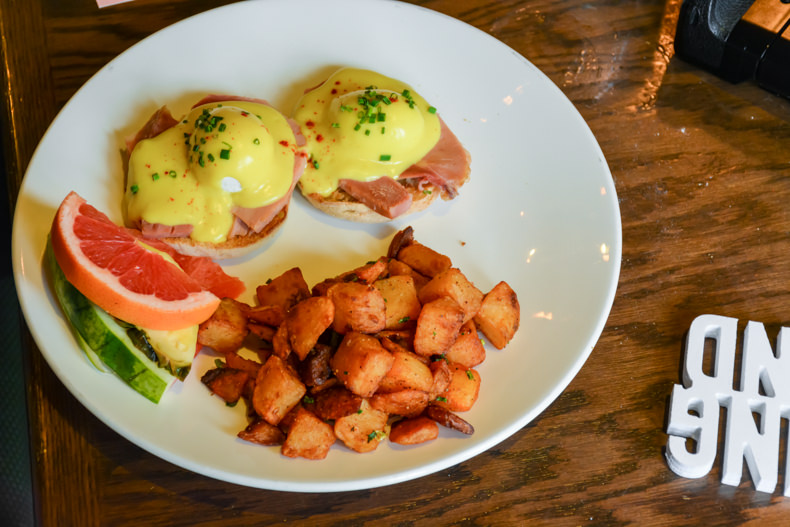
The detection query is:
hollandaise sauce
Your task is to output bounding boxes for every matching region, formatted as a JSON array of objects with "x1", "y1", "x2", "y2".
[
  {"x1": 292, "y1": 68, "x2": 441, "y2": 197},
  {"x1": 125, "y1": 100, "x2": 296, "y2": 243}
]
